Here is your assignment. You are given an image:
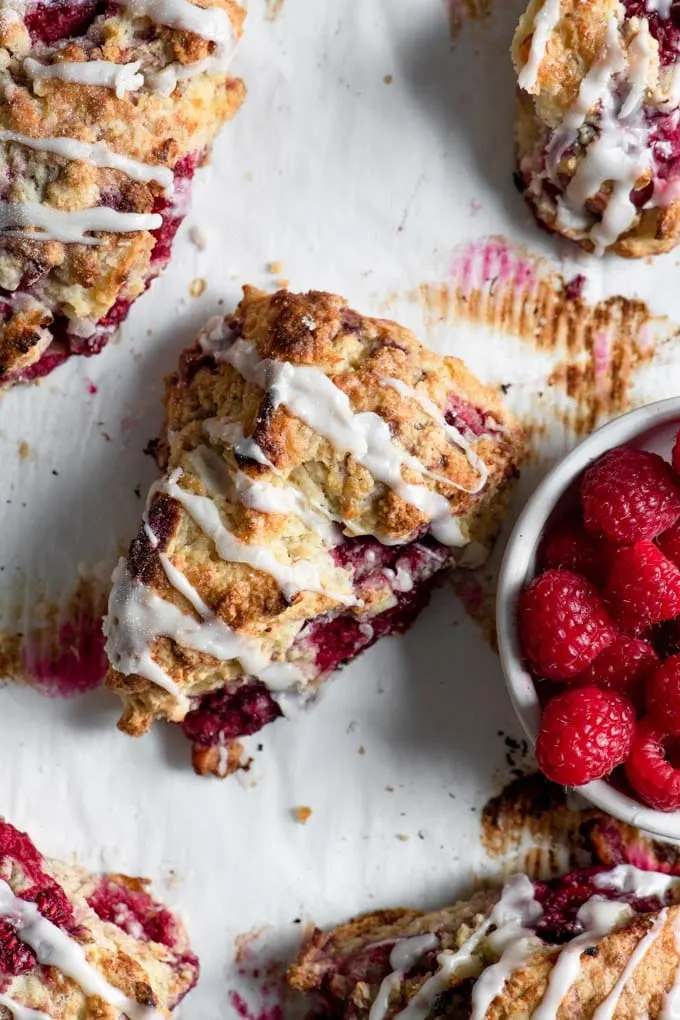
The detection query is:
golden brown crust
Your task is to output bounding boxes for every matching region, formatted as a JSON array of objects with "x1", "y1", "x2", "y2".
[
  {"x1": 512, "y1": 1, "x2": 680, "y2": 257},
  {"x1": 290, "y1": 880, "x2": 680, "y2": 1020},
  {"x1": 105, "y1": 287, "x2": 524, "y2": 754},
  {"x1": 0, "y1": 0, "x2": 245, "y2": 384},
  {"x1": 0, "y1": 823, "x2": 197, "y2": 1018}
]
